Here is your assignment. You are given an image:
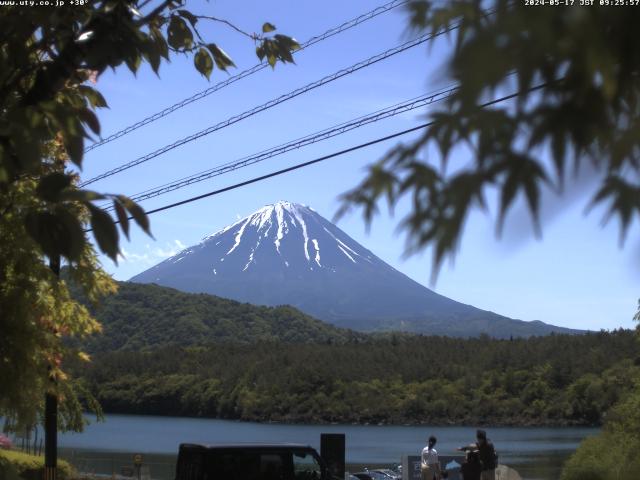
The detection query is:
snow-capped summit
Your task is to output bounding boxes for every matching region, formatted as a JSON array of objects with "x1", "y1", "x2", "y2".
[
  {"x1": 192, "y1": 200, "x2": 377, "y2": 274},
  {"x1": 130, "y1": 201, "x2": 577, "y2": 337}
]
